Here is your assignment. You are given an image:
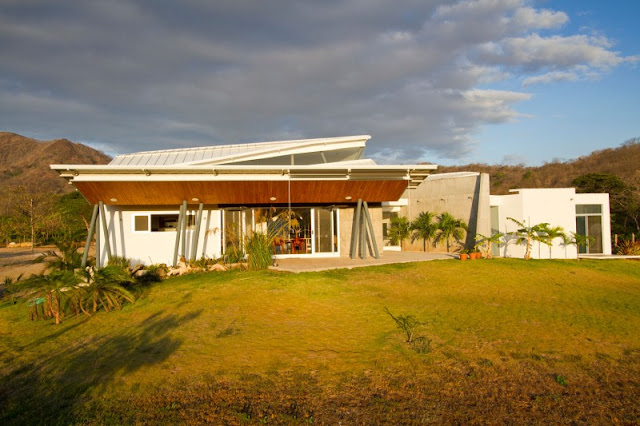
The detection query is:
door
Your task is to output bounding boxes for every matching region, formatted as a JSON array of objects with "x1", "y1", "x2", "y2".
[{"x1": 313, "y1": 207, "x2": 338, "y2": 254}]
